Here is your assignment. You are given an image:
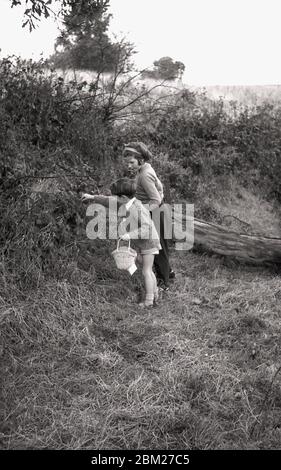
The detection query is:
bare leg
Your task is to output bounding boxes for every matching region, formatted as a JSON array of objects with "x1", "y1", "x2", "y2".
[
  {"x1": 152, "y1": 271, "x2": 159, "y2": 302},
  {"x1": 140, "y1": 254, "x2": 155, "y2": 307}
]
